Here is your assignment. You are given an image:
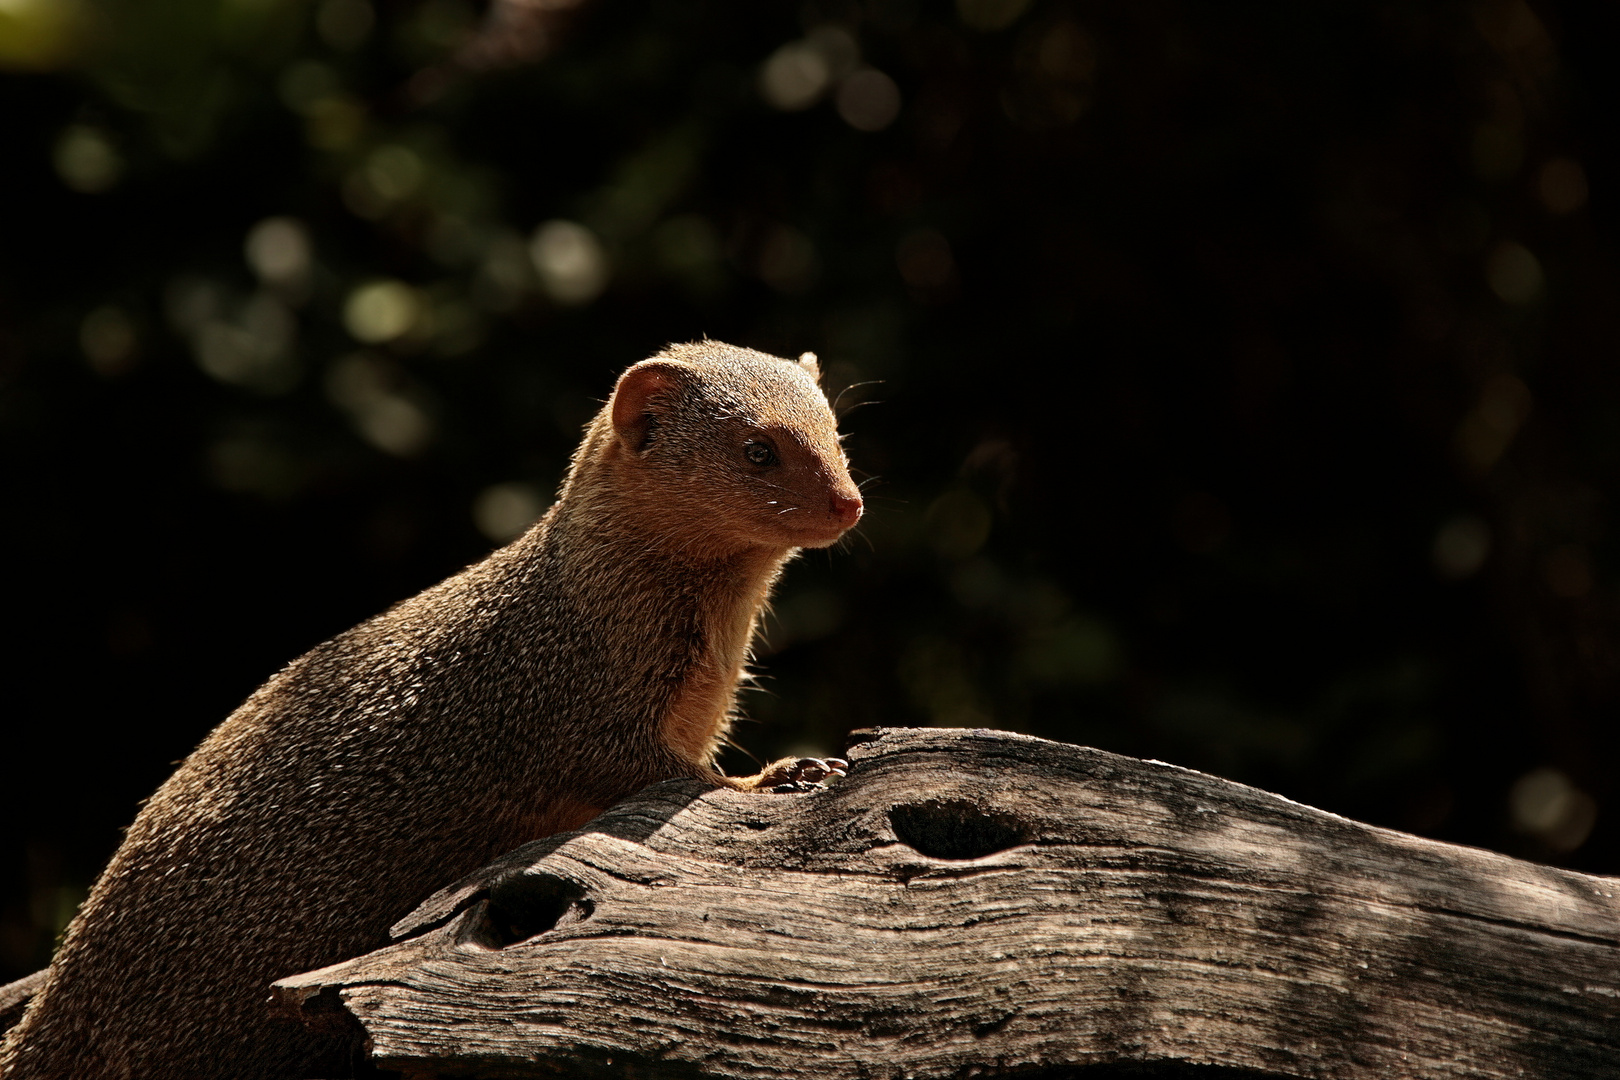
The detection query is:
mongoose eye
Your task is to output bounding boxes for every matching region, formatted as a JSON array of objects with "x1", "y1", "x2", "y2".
[{"x1": 743, "y1": 440, "x2": 779, "y2": 467}]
